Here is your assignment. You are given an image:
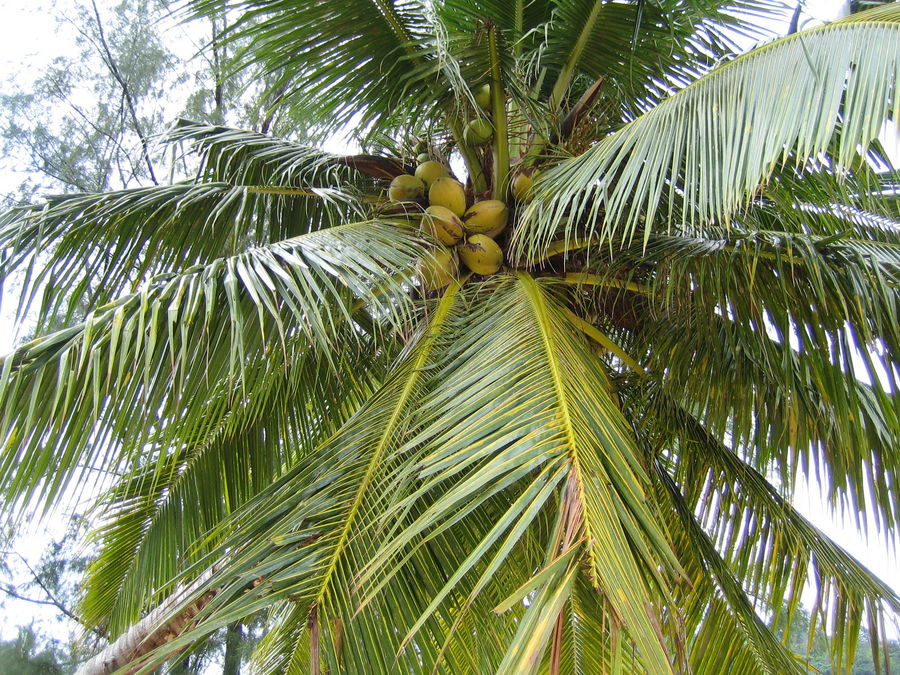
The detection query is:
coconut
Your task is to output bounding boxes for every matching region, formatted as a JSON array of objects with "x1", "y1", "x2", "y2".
[
  {"x1": 474, "y1": 83, "x2": 491, "y2": 110},
  {"x1": 422, "y1": 205, "x2": 464, "y2": 245},
  {"x1": 388, "y1": 174, "x2": 425, "y2": 202},
  {"x1": 416, "y1": 152, "x2": 432, "y2": 164},
  {"x1": 464, "y1": 200, "x2": 508, "y2": 235},
  {"x1": 463, "y1": 118, "x2": 494, "y2": 146},
  {"x1": 459, "y1": 234, "x2": 503, "y2": 275},
  {"x1": 512, "y1": 173, "x2": 534, "y2": 203},
  {"x1": 428, "y1": 177, "x2": 467, "y2": 217},
  {"x1": 418, "y1": 247, "x2": 459, "y2": 290},
  {"x1": 415, "y1": 161, "x2": 450, "y2": 188}
]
